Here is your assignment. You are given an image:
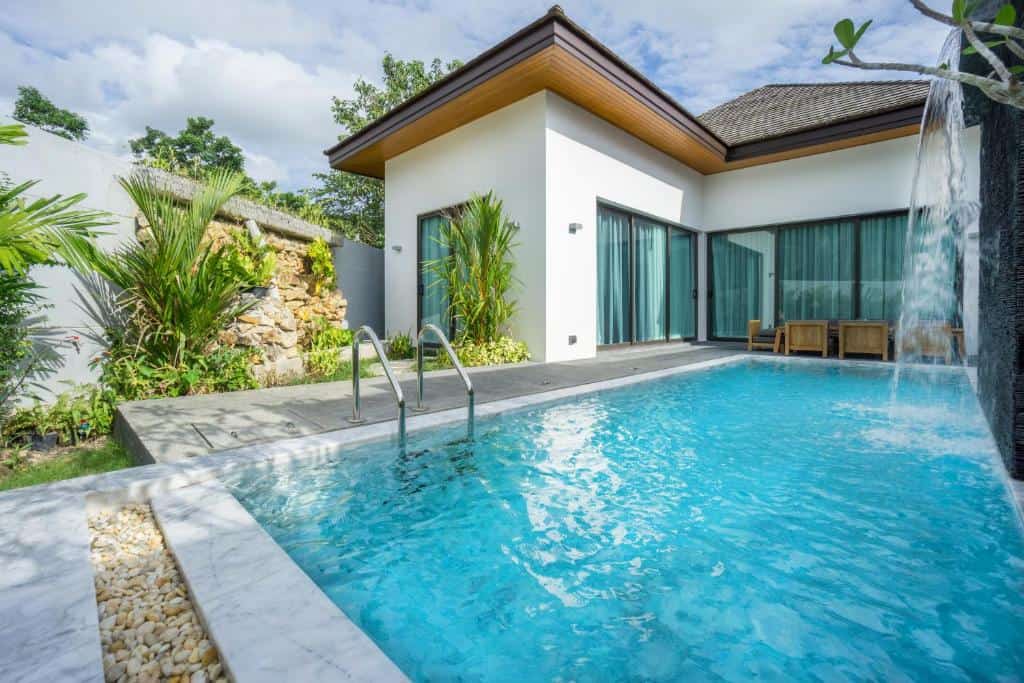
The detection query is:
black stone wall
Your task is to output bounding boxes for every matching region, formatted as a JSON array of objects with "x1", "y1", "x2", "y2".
[{"x1": 976, "y1": 102, "x2": 1024, "y2": 479}]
